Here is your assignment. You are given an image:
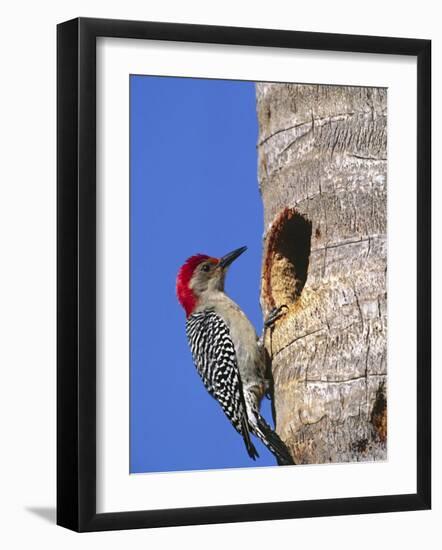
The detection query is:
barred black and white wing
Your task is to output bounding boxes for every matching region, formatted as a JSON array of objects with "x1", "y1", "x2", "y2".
[{"x1": 186, "y1": 310, "x2": 259, "y2": 460}]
